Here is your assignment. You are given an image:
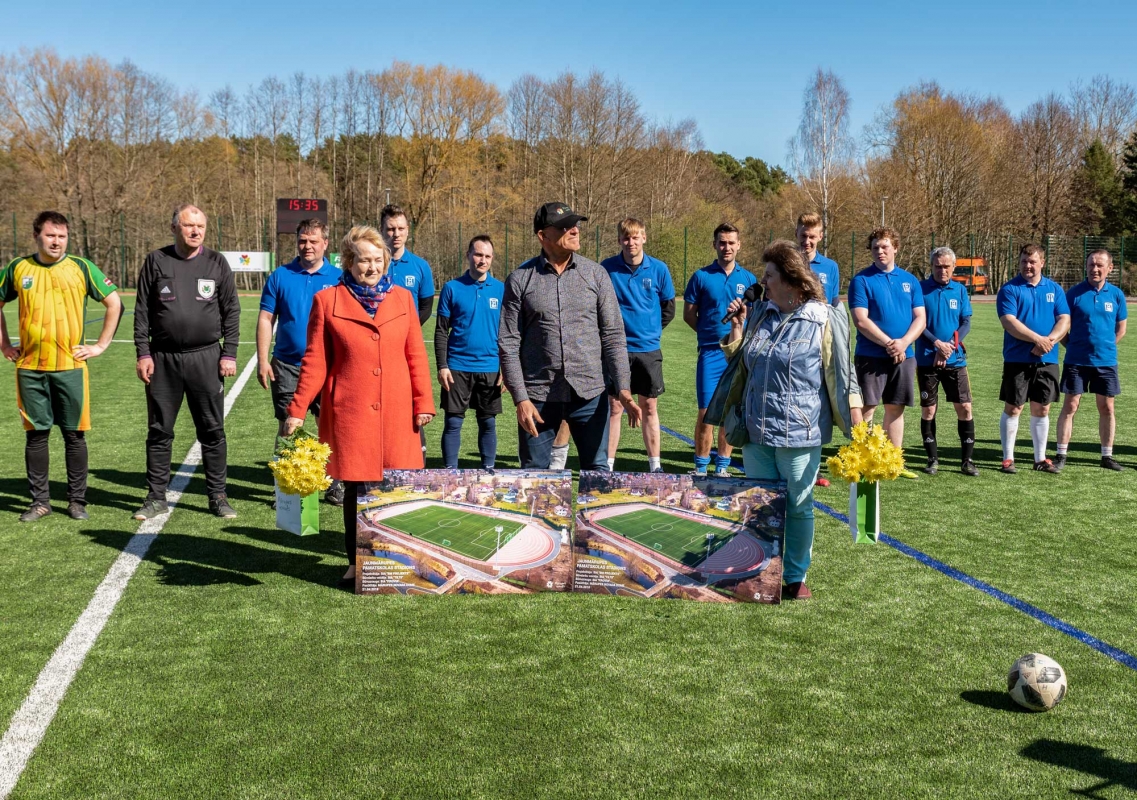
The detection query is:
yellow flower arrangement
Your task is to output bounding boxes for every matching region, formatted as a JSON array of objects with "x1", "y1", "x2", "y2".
[
  {"x1": 826, "y1": 421, "x2": 906, "y2": 484},
  {"x1": 270, "y1": 429, "x2": 333, "y2": 496}
]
